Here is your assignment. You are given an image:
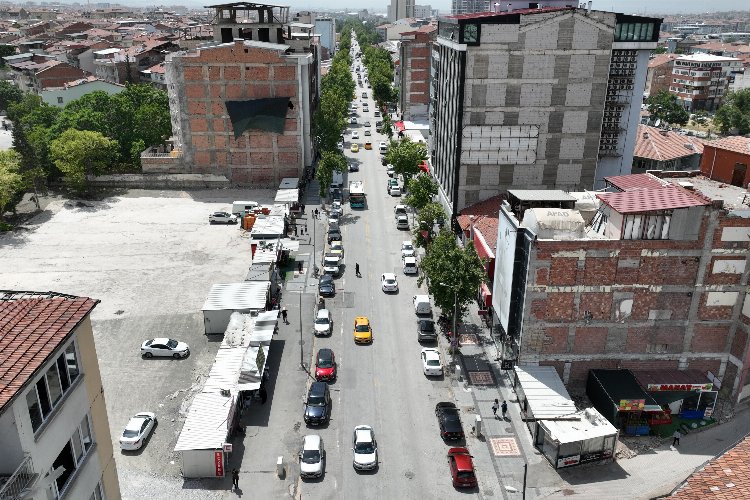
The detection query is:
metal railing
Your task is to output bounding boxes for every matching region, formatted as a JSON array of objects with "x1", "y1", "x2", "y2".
[
  {"x1": 0, "y1": 455, "x2": 35, "y2": 500},
  {"x1": 140, "y1": 150, "x2": 183, "y2": 159}
]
